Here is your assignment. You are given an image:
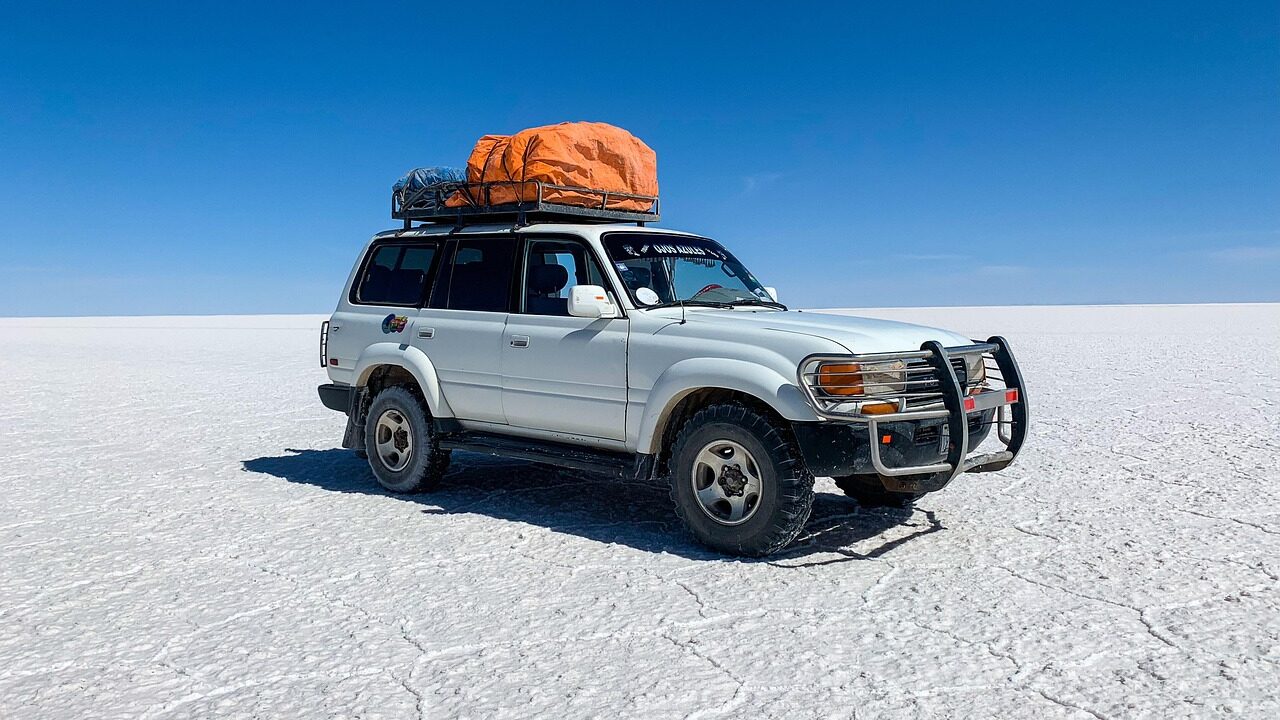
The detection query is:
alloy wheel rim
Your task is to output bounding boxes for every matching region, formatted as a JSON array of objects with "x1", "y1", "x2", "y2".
[
  {"x1": 691, "y1": 439, "x2": 763, "y2": 526},
  {"x1": 374, "y1": 409, "x2": 413, "y2": 472}
]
